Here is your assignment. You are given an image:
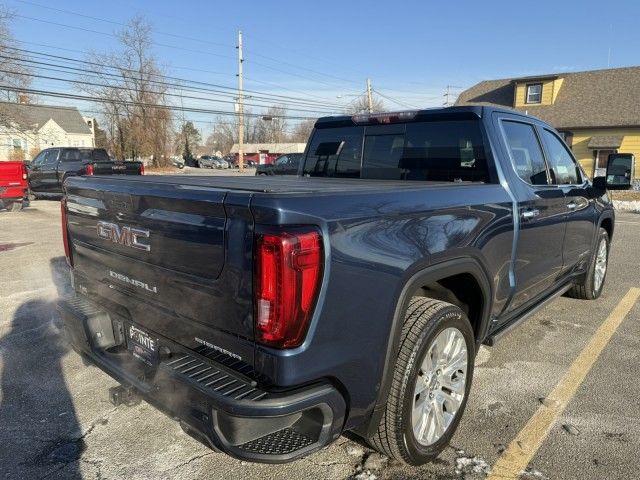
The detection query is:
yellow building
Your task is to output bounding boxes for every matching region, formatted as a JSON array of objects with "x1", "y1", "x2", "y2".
[{"x1": 455, "y1": 67, "x2": 640, "y2": 179}]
